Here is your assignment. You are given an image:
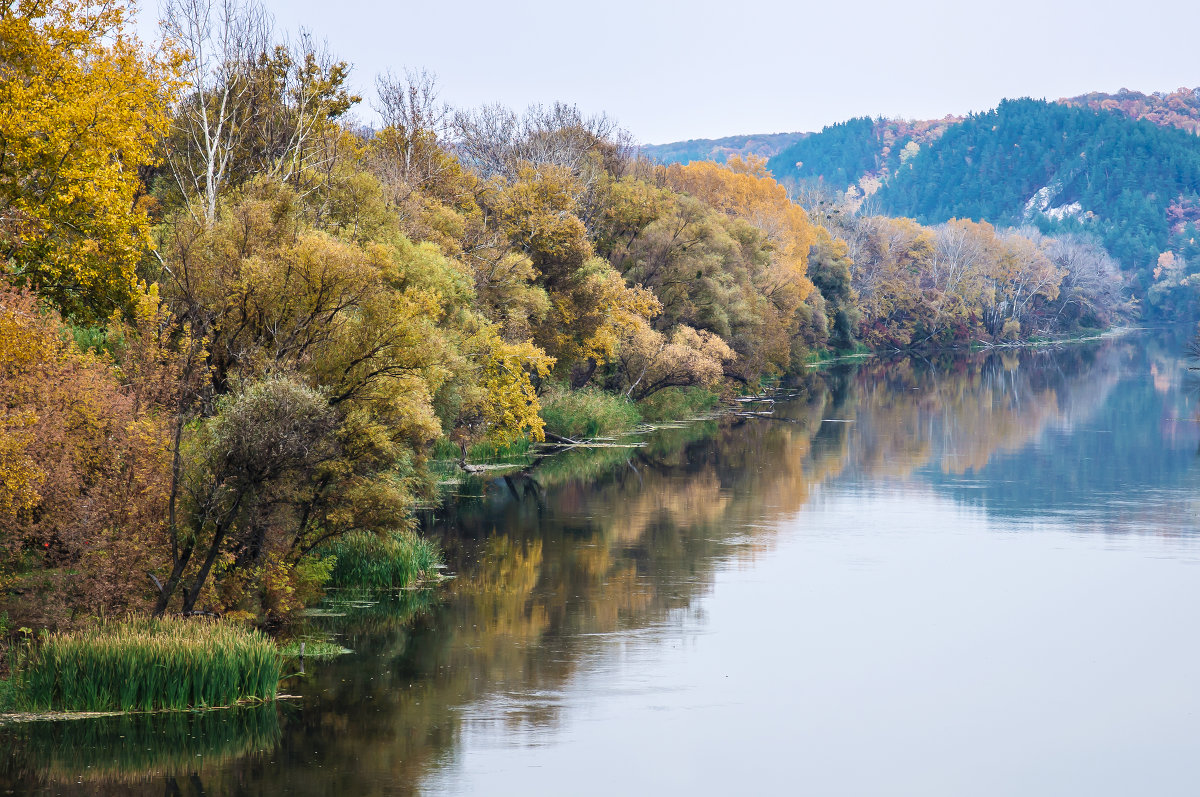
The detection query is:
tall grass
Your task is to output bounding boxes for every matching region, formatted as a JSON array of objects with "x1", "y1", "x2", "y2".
[
  {"x1": 432, "y1": 435, "x2": 534, "y2": 463},
  {"x1": 16, "y1": 617, "x2": 280, "y2": 712},
  {"x1": 326, "y1": 530, "x2": 441, "y2": 590},
  {"x1": 540, "y1": 386, "x2": 641, "y2": 439},
  {"x1": 637, "y1": 386, "x2": 721, "y2": 422}
]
